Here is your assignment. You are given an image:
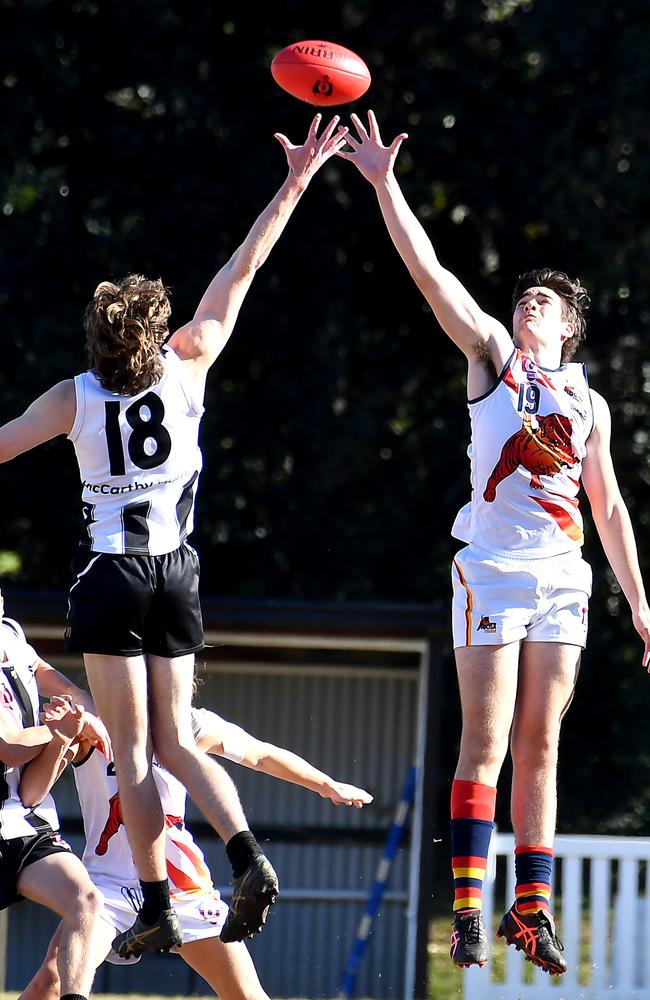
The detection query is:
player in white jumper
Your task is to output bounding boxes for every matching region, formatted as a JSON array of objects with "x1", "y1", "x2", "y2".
[
  {"x1": 19, "y1": 702, "x2": 372, "y2": 1000},
  {"x1": 0, "y1": 590, "x2": 112, "y2": 1000},
  {"x1": 338, "y1": 111, "x2": 650, "y2": 975},
  {"x1": 0, "y1": 114, "x2": 350, "y2": 958}
]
